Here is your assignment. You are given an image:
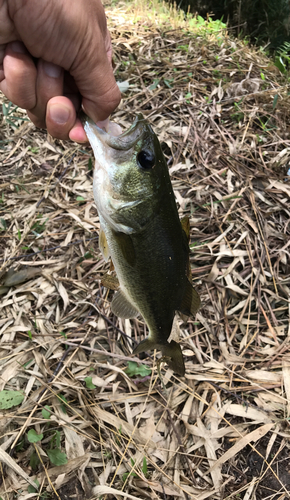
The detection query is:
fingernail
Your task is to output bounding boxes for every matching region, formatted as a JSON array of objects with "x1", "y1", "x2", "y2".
[
  {"x1": 49, "y1": 103, "x2": 70, "y2": 125},
  {"x1": 11, "y1": 41, "x2": 26, "y2": 54},
  {"x1": 43, "y1": 61, "x2": 62, "y2": 78}
]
